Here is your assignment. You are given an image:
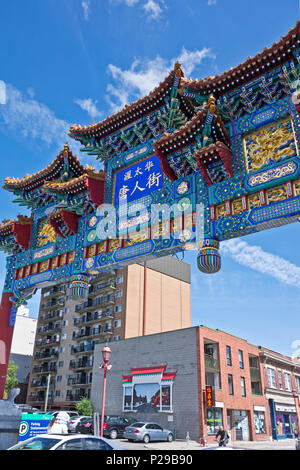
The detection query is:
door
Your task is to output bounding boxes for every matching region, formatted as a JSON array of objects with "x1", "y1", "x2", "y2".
[
  {"x1": 233, "y1": 411, "x2": 249, "y2": 441},
  {"x1": 152, "y1": 424, "x2": 165, "y2": 441},
  {"x1": 227, "y1": 410, "x2": 232, "y2": 441},
  {"x1": 283, "y1": 414, "x2": 291, "y2": 435}
]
